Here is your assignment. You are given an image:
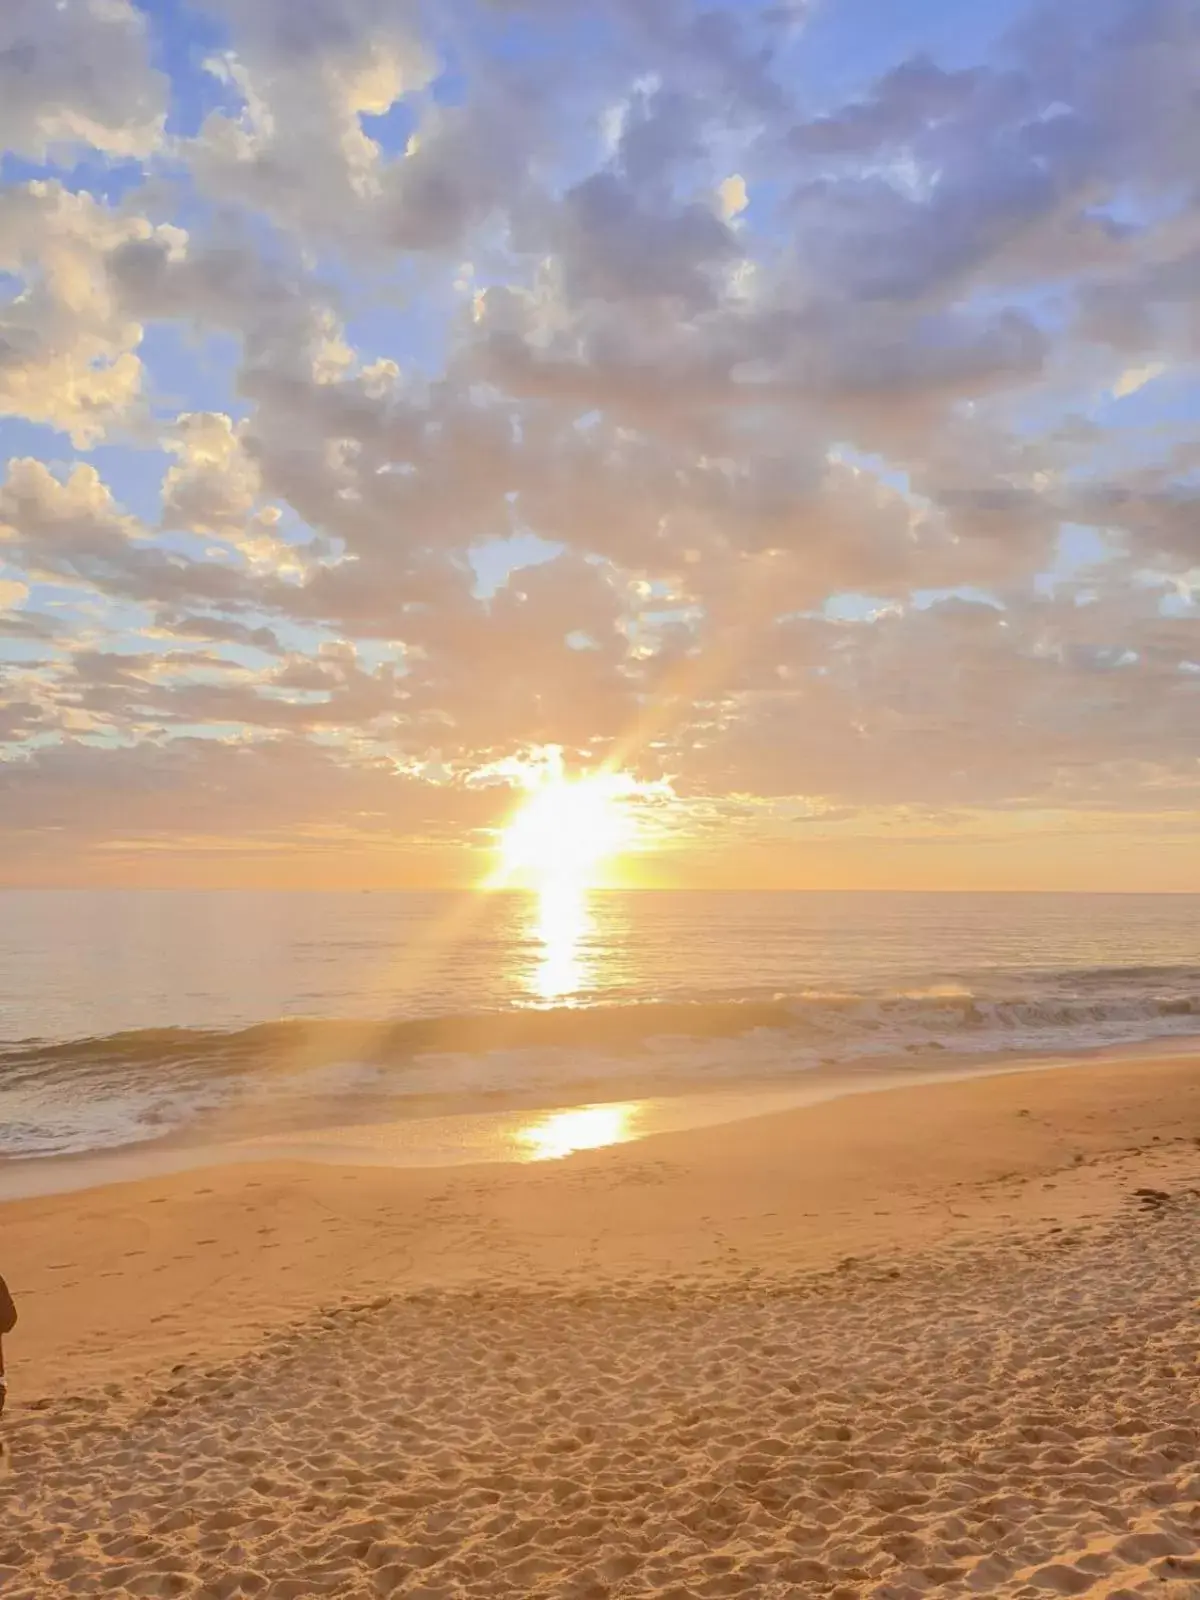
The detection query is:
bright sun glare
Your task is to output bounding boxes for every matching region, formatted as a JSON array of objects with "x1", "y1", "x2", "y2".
[
  {"x1": 497, "y1": 754, "x2": 640, "y2": 894},
  {"x1": 501, "y1": 776, "x2": 628, "y2": 890},
  {"x1": 489, "y1": 750, "x2": 662, "y2": 1000}
]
